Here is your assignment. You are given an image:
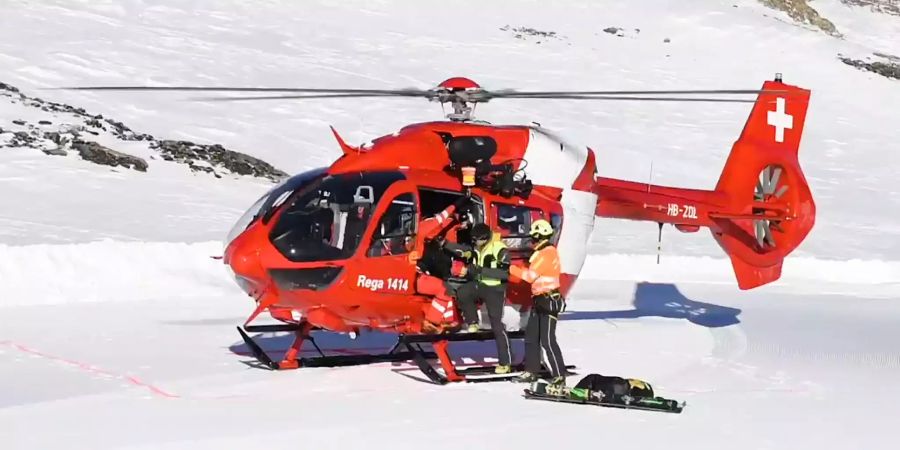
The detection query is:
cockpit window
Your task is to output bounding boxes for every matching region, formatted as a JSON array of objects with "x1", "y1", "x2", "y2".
[
  {"x1": 224, "y1": 167, "x2": 328, "y2": 249},
  {"x1": 269, "y1": 171, "x2": 405, "y2": 262},
  {"x1": 259, "y1": 168, "x2": 329, "y2": 225}
]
